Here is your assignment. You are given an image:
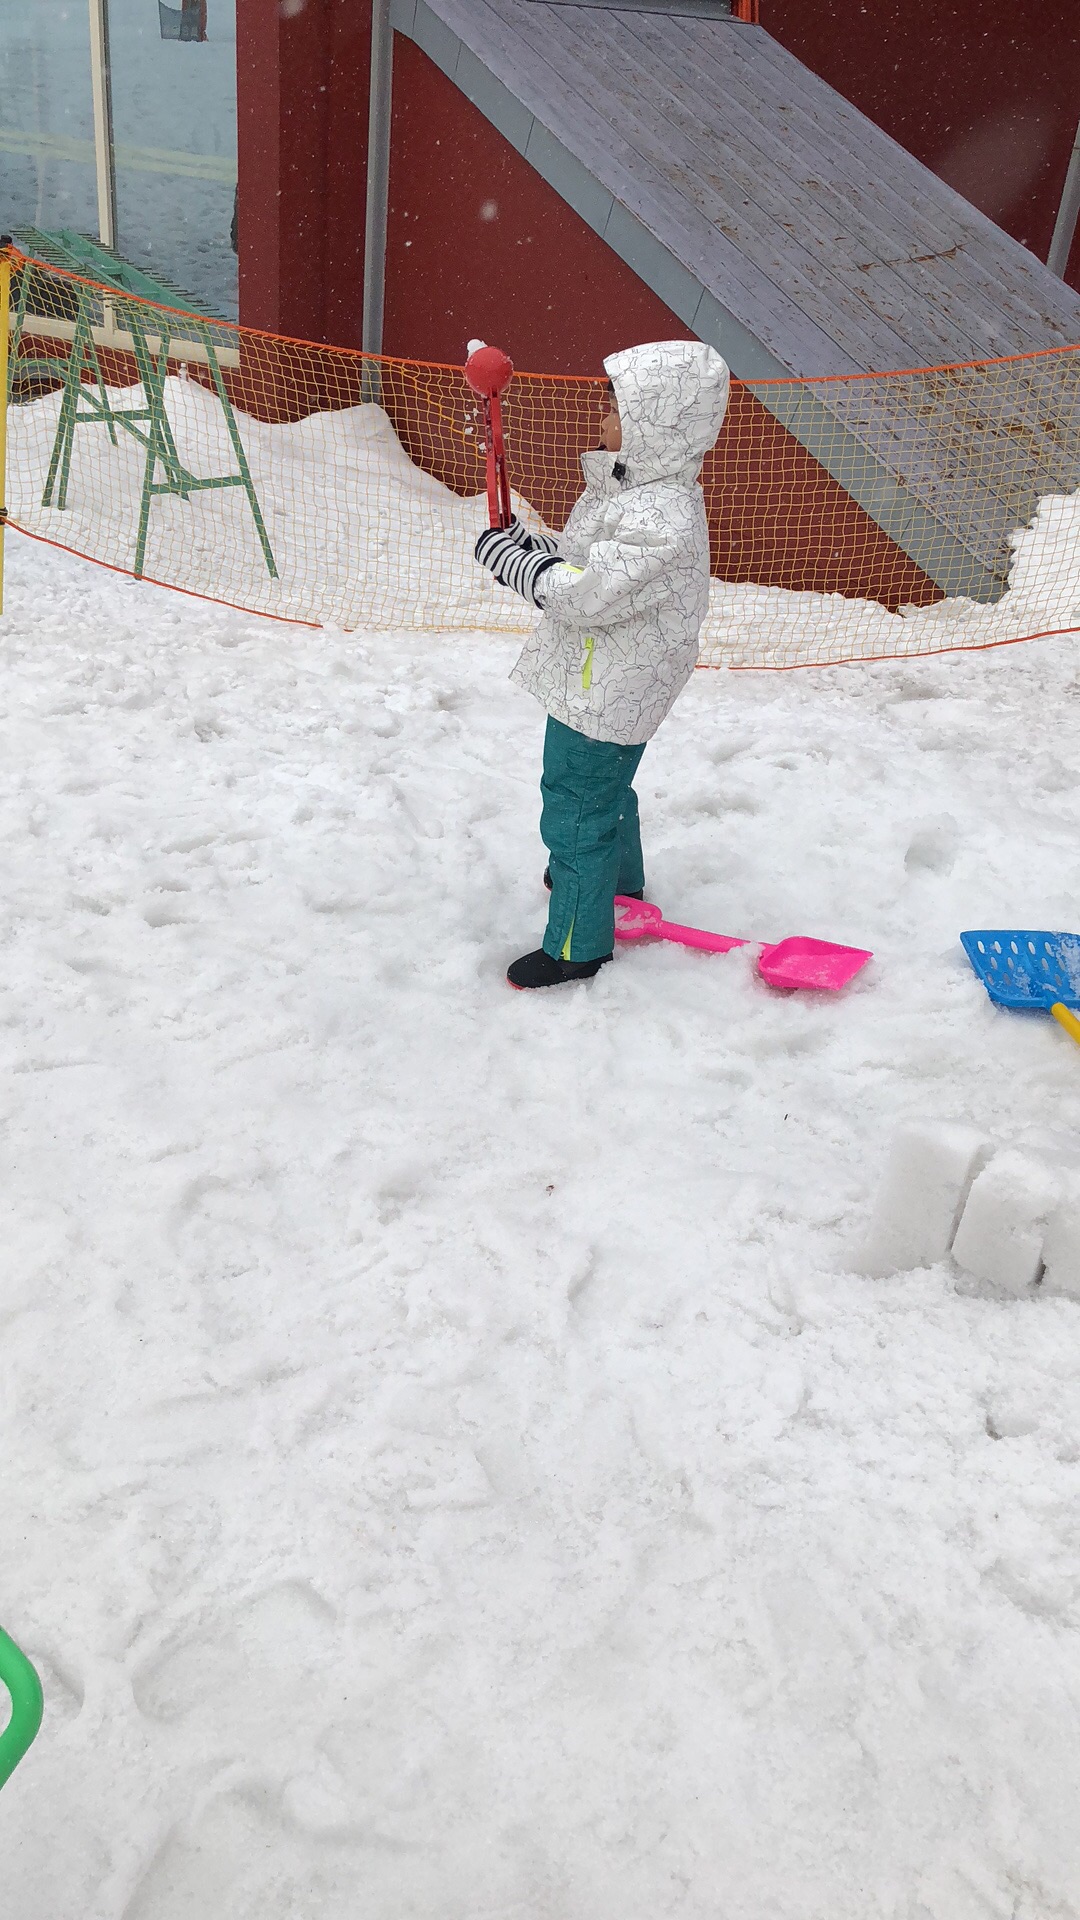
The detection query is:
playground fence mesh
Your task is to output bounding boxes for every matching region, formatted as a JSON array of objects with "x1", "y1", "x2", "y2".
[{"x1": 5, "y1": 247, "x2": 1080, "y2": 669}]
